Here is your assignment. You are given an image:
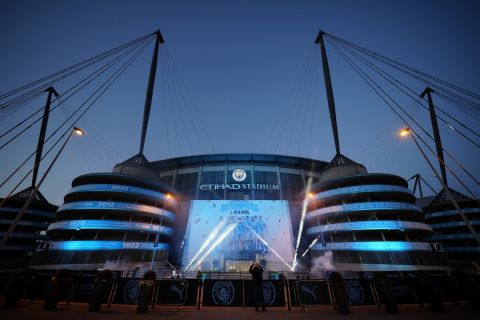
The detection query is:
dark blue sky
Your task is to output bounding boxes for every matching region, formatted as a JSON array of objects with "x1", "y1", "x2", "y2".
[{"x1": 1, "y1": 0, "x2": 479, "y2": 204}]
